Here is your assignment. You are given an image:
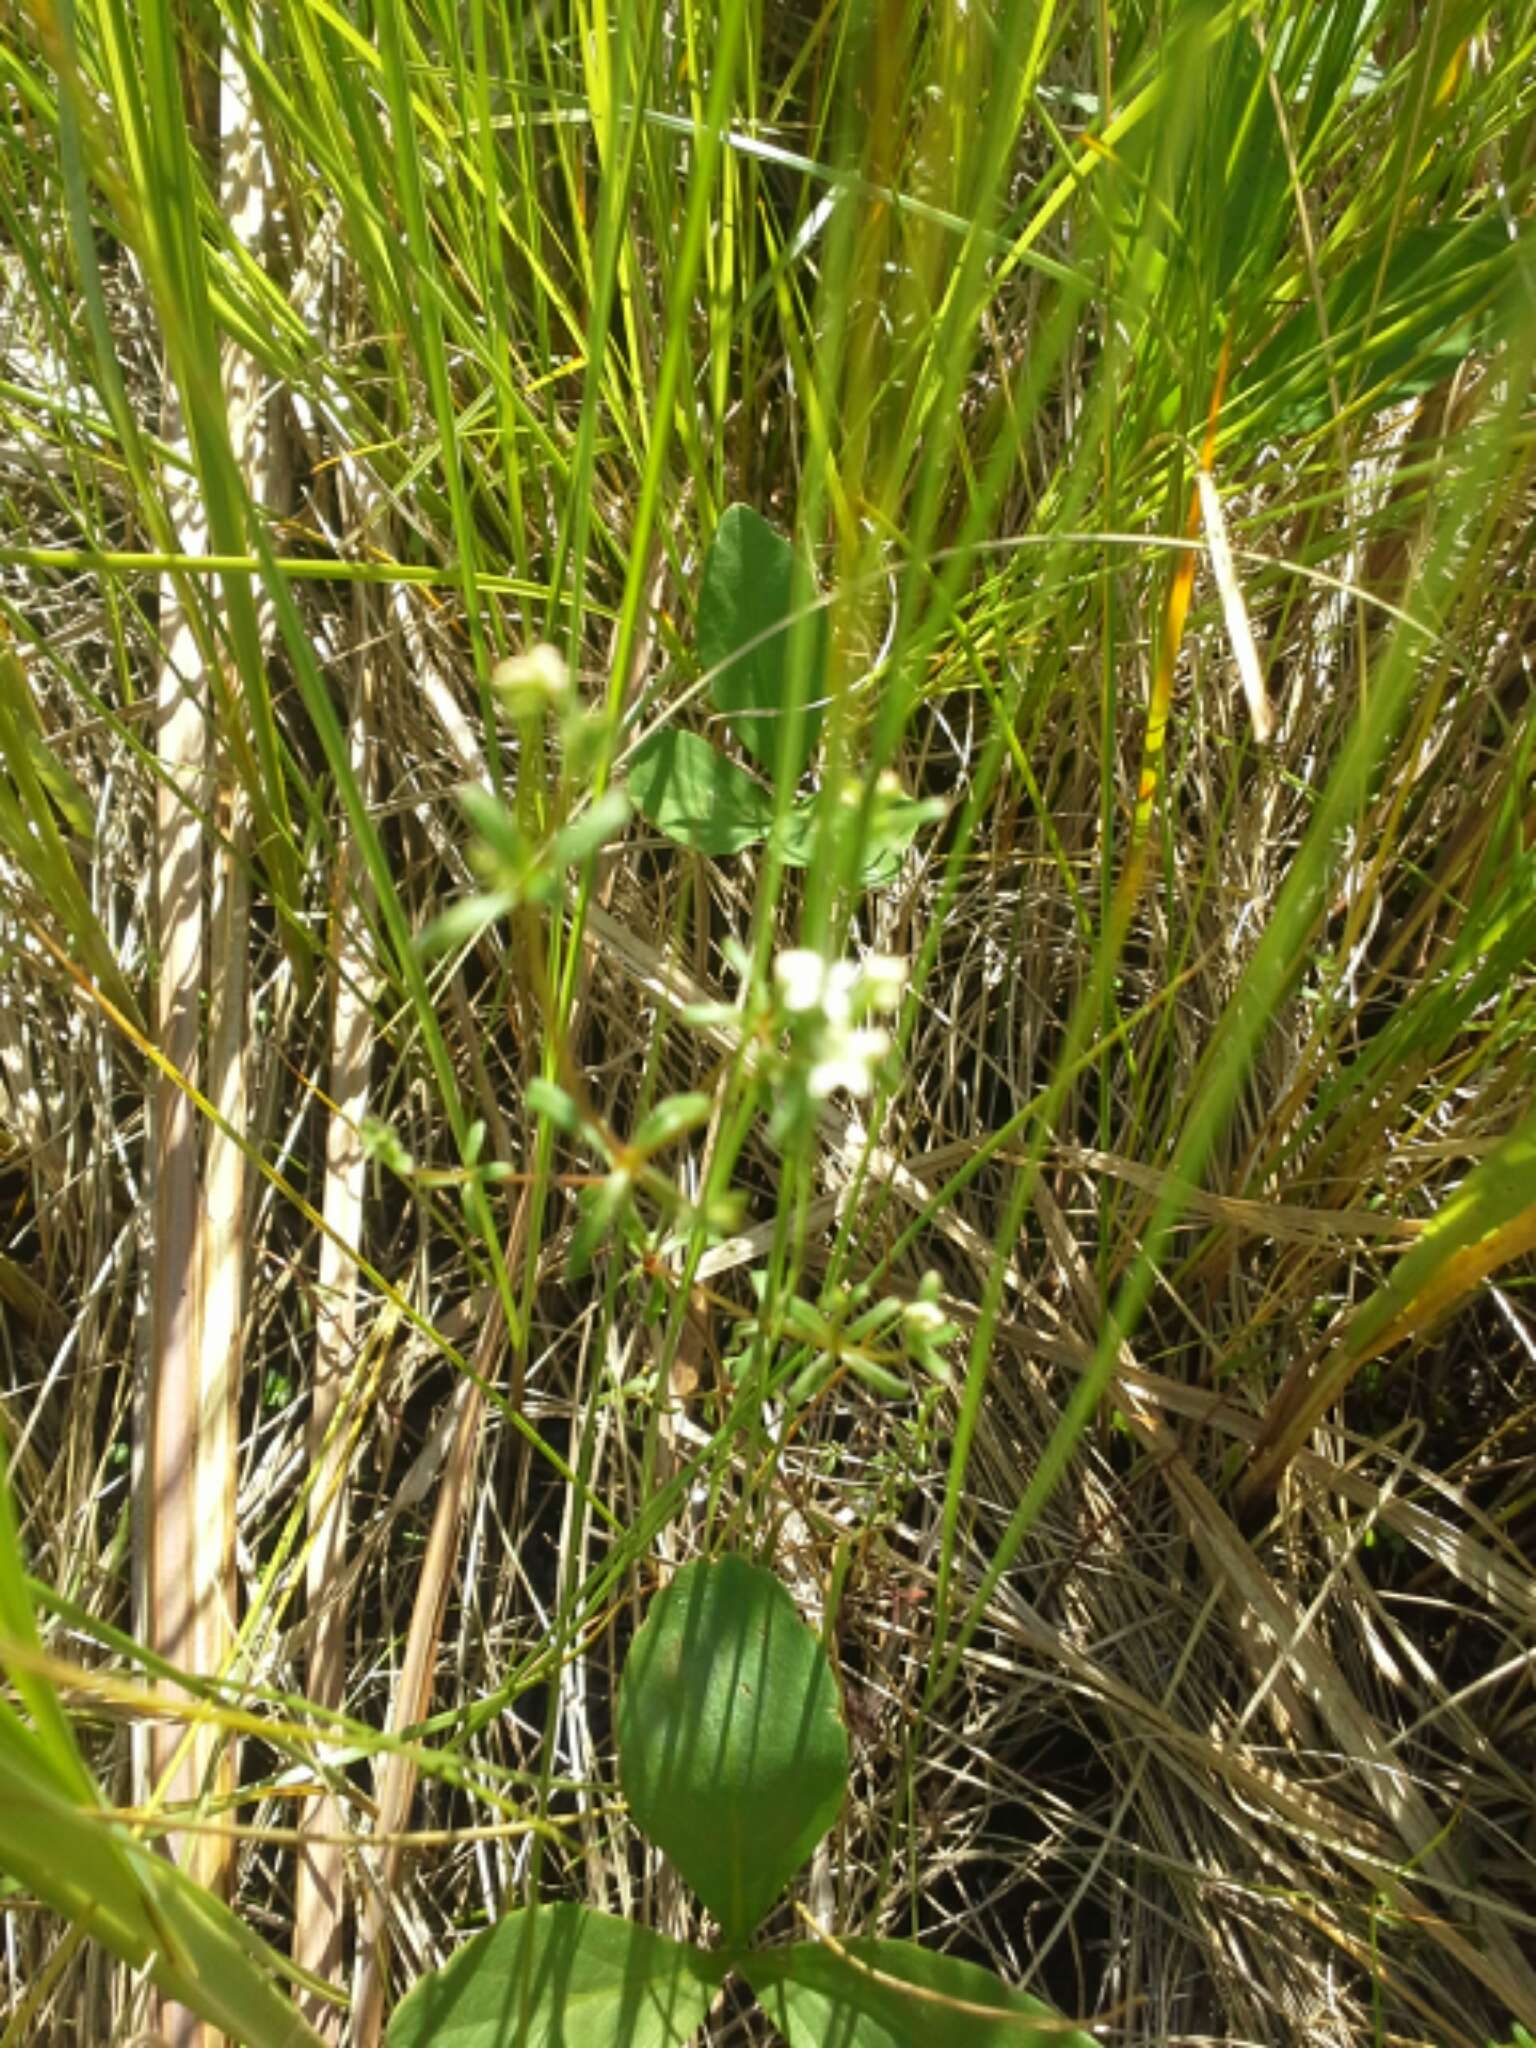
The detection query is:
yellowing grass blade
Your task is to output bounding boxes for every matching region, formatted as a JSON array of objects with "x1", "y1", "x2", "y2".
[
  {"x1": 1117, "y1": 336, "x2": 1232, "y2": 915},
  {"x1": 1246, "y1": 1097, "x2": 1536, "y2": 1504}
]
